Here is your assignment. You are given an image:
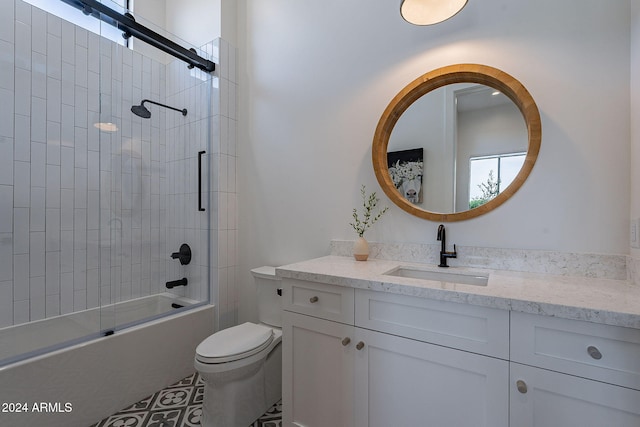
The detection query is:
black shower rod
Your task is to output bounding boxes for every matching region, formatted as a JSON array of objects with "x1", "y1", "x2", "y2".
[{"x1": 60, "y1": 0, "x2": 216, "y2": 73}]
